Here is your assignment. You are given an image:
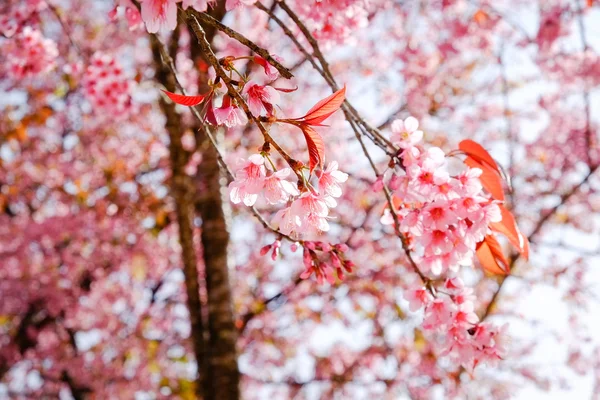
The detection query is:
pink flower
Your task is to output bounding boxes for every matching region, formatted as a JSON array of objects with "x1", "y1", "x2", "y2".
[
  {"x1": 290, "y1": 192, "x2": 331, "y2": 234},
  {"x1": 243, "y1": 81, "x2": 280, "y2": 116},
  {"x1": 228, "y1": 154, "x2": 266, "y2": 206},
  {"x1": 272, "y1": 207, "x2": 301, "y2": 235},
  {"x1": 263, "y1": 168, "x2": 299, "y2": 204},
  {"x1": 407, "y1": 148, "x2": 449, "y2": 196},
  {"x1": 404, "y1": 285, "x2": 433, "y2": 311},
  {"x1": 400, "y1": 209, "x2": 423, "y2": 236},
  {"x1": 455, "y1": 168, "x2": 483, "y2": 196},
  {"x1": 214, "y1": 96, "x2": 248, "y2": 128},
  {"x1": 391, "y1": 116, "x2": 423, "y2": 149},
  {"x1": 422, "y1": 229, "x2": 453, "y2": 255},
  {"x1": 423, "y1": 298, "x2": 454, "y2": 329},
  {"x1": 140, "y1": 0, "x2": 177, "y2": 33},
  {"x1": 421, "y1": 200, "x2": 457, "y2": 230},
  {"x1": 318, "y1": 161, "x2": 348, "y2": 198},
  {"x1": 452, "y1": 302, "x2": 478, "y2": 326}
]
